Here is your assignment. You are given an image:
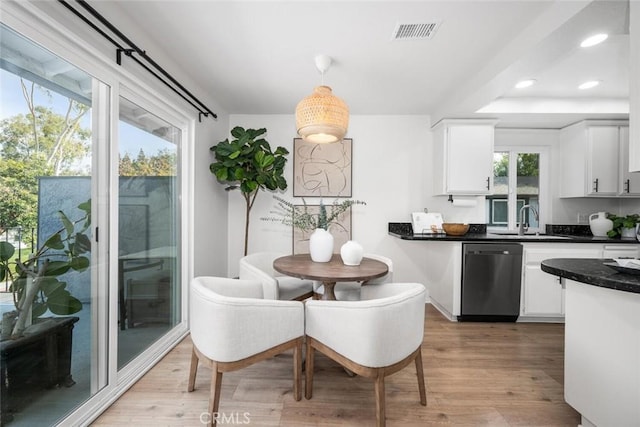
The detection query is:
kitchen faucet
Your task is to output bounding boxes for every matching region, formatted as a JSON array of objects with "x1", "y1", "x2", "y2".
[{"x1": 518, "y1": 204, "x2": 539, "y2": 235}]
